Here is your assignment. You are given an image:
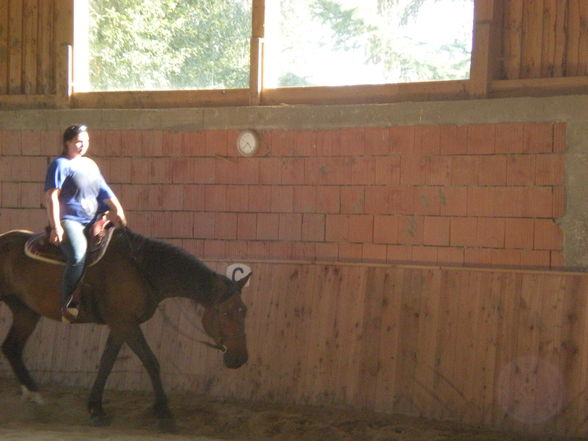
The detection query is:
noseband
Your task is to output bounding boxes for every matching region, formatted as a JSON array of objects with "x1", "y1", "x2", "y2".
[{"x1": 200, "y1": 301, "x2": 246, "y2": 353}]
